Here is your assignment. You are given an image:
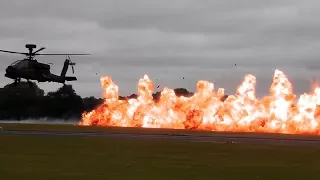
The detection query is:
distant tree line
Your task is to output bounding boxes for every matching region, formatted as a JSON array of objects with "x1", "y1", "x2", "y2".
[{"x1": 0, "y1": 82, "x2": 229, "y2": 121}]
